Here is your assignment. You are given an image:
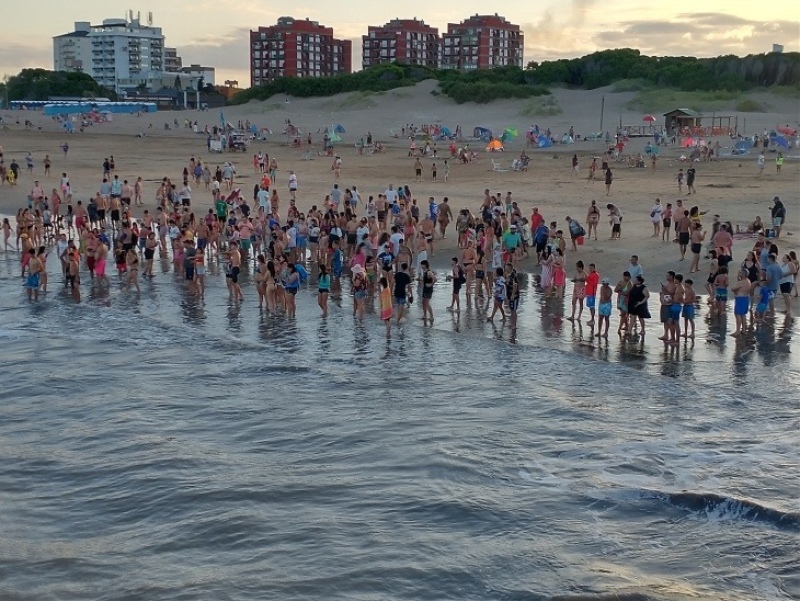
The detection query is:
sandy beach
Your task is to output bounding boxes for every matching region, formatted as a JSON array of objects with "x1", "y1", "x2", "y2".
[{"x1": 1, "y1": 82, "x2": 797, "y2": 281}]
